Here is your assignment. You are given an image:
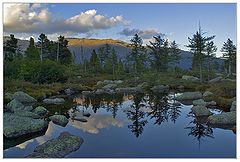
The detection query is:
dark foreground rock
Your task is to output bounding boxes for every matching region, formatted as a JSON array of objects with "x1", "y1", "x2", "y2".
[
  {"x1": 26, "y1": 132, "x2": 83, "y2": 158},
  {"x1": 49, "y1": 115, "x2": 68, "y2": 127},
  {"x1": 191, "y1": 106, "x2": 213, "y2": 116},
  {"x1": 208, "y1": 111, "x2": 236, "y2": 126},
  {"x1": 4, "y1": 113, "x2": 48, "y2": 138}
]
